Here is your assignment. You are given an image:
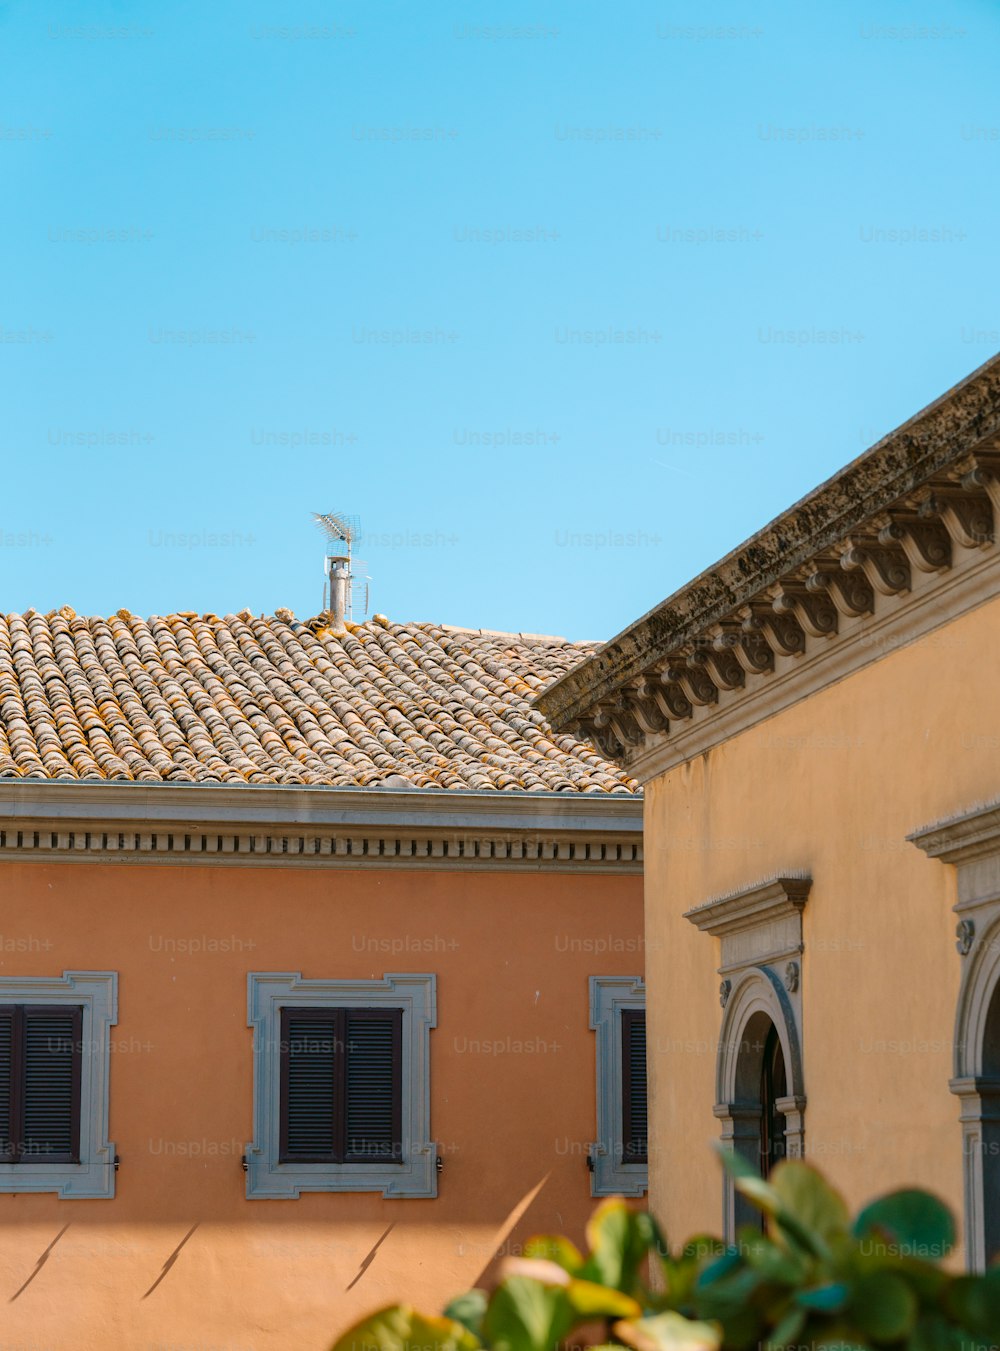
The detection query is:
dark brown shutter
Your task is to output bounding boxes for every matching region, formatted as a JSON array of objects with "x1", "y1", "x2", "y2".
[
  {"x1": 0, "y1": 1009, "x2": 13, "y2": 1160},
  {"x1": 280, "y1": 1010, "x2": 341, "y2": 1162},
  {"x1": 21, "y1": 1006, "x2": 82, "y2": 1163},
  {"x1": 345, "y1": 1010, "x2": 402, "y2": 1161},
  {"x1": 279, "y1": 1006, "x2": 403, "y2": 1165},
  {"x1": 621, "y1": 1009, "x2": 647, "y2": 1165}
]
